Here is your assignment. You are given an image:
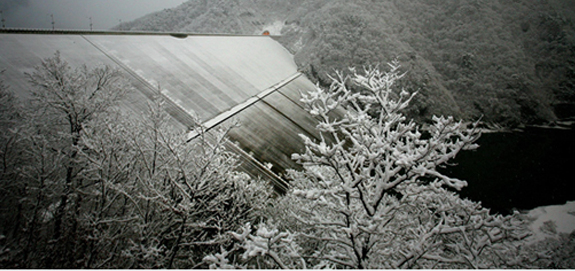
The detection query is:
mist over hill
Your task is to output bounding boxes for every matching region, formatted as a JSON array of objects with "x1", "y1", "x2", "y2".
[{"x1": 119, "y1": 0, "x2": 575, "y2": 126}]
